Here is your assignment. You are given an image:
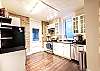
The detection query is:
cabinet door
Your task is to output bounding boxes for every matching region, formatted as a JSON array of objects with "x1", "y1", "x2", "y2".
[
  {"x1": 80, "y1": 15, "x2": 85, "y2": 33},
  {"x1": 58, "y1": 23, "x2": 62, "y2": 35},
  {"x1": 53, "y1": 43, "x2": 58, "y2": 55},
  {"x1": 73, "y1": 15, "x2": 85, "y2": 34},
  {"x1": 73, "y1": 17, "x2": 79, "y2": 33},
  {"x1": 53, "y1": 49, "x2": 59, "y2": 56},
  {"x1": 53, "y1": 43, "x2": 58, "y2": 51},
  {"x1": 71, "y1": 44, "x2": 75, "y2": 59},
  {"x1": 44, "y1": 42, "x2": 47, "y2": 51},
  {"x1": 56, "y1": 43, "x2": 64, "y2": 56},
  {"x1": 55, "y1": 23, "x2": 58, "y2": 36},
  {"x1": 62, "y1": 44, "x2": 66, "y2": 58},
  {"x1": 63, "y1": 44, "x2": 71, "y2": 59},
  {"x1": 71, "y1": 44, "x2": 79, "y2": 61},
  {"x1": 53, "y1": 43, "x2": 60, "y2": 55},
  {"x1": 53, "y1": 43, "x2": 64, "y2": 57}
]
